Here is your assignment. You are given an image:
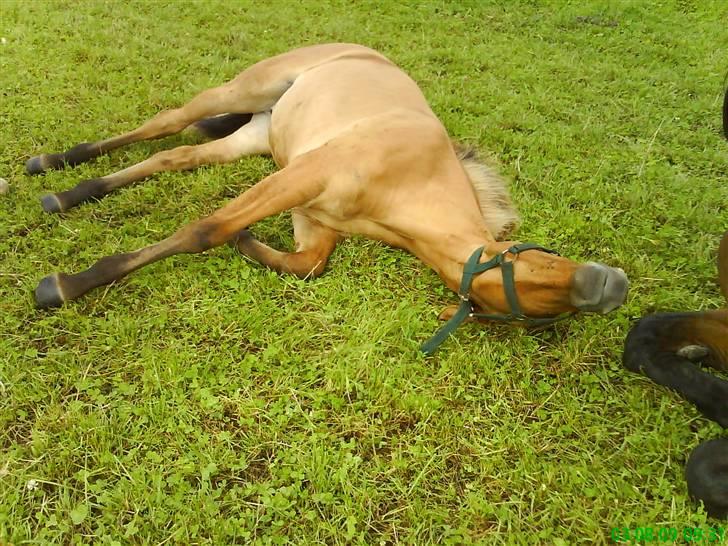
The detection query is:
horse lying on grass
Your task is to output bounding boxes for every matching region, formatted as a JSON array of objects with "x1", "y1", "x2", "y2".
[
  {"x1": 624, "y1": 232, "x2": 728, "y2": 519},
  {"x1": 26, "y1": 43, "x2": 628, "y2": 352}
]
